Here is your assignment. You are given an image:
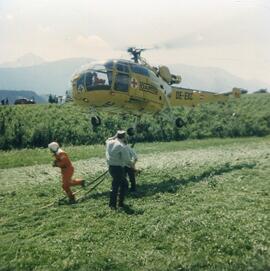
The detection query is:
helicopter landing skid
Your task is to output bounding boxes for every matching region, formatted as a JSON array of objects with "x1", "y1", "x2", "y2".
[
  {"x1": 91, "y1": 115, "x2": 101, "y2": 127},
  {"x1": 126, "y1": 115, "x2": 148, "y2": 137},
  {"x1": 157, "y1": 108, "x2": 186, "y2": 128}
]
